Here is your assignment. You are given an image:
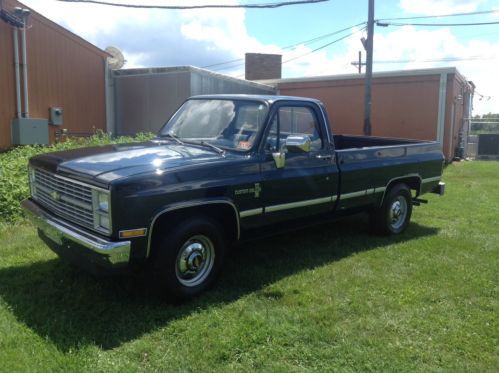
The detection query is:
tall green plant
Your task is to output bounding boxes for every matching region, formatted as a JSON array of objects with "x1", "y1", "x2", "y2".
[{"x1": 0, "y1": 132, "x2": 154, "y2": 223}]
